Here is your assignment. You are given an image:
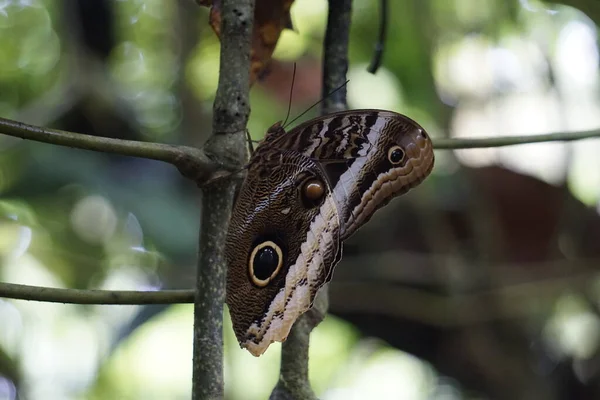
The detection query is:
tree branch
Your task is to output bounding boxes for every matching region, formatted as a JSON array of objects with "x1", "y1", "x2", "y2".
[
  {"x1": 0, "y1": 282, "x2": 193, "y2": 304},
  {"x1": 433, "y1": 128, "x2": 600, "y2": 149},
  {"x1": 191, "y1": 0, "x2": 253, "y2": 399},
  {"x1": 271, "y1": 1, "x2": 352, "y2": 399},
  {"x1": 2, "y1": 100, "x2": 599, "y2": 187},
  {"x1": 0, "y1": 266, "x2": 595, "y2": 327},
  {"x1": 0, "y1": 117, "x2": 218, "y2": 183}
]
